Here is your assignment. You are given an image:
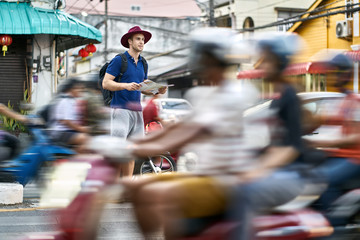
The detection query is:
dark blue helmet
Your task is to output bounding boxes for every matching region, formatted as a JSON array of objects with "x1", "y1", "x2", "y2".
[
  {"x1": 257, "y1": 33, "x2": 303, "y2": 71},
  {"x1": 328, "y1": 53, "x2": 353, "y2": 72}
]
